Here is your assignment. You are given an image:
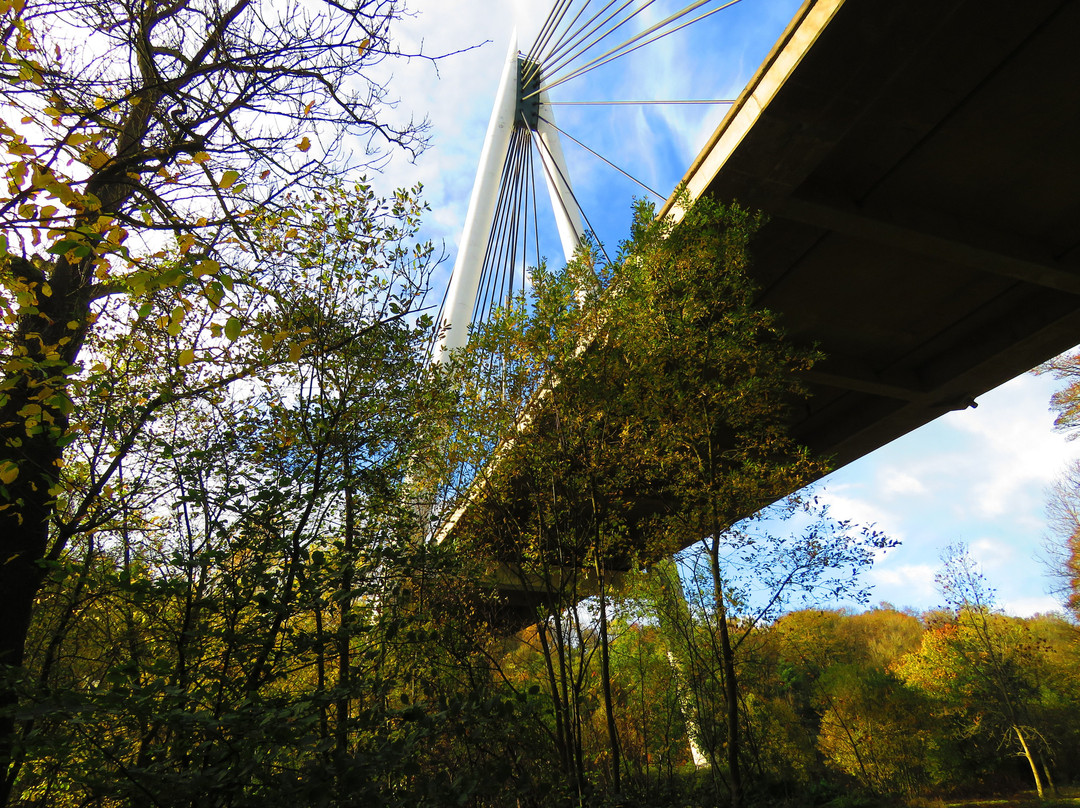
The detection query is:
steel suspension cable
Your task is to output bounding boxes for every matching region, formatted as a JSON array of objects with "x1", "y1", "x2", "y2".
[
  {"x1": 486, "y1": 137, "x2": 518, "y2": 319},
  {"x1": 527, "y1": 132, "x2": 541, "y2": 298},
  {"x1": 531, "y1": 0, "x2": 627, "y2": 81},
  {"x1": 494, "y1": 132, "x2": 530, "y2": 313},
  {"x1": 540, "y1": 0, "x2": 659, "y2": 86},
  {"x1": 525, "y1": 0, "x2": 572, "y2": 67},
  {"x1": 525, "y1": 0, "x2": 599, "y2": 85},
  {"x1": 502, "y1": 134, "x2": 530, "y2": 309},
  {"x1": 545, "y1": 99, "x2": 735, "y2": 105},
  {"x1": 532, "y1": 132, "x2": 611, "y2": 267},
  {"x1": 529, "y1": 0, "x2": 742, "y2": 99},
  {"x1": 525, "y1": 0, "x2": 576, "y2": 75},
  {"x1": 474, "y1": 130, "x2": 526, "y2": 324},
  {"x1": 539, "y1": 114, "x2": 663, "y2": 200}
]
